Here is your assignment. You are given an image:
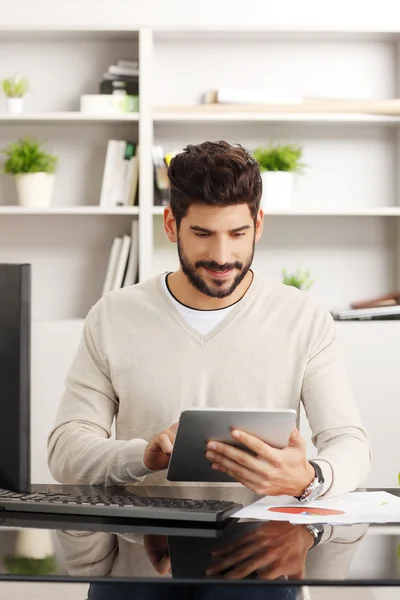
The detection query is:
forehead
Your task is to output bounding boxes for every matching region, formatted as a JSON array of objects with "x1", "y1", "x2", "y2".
[{"x1": 183, "y1": 203, "x2": 253, "y2": 229}]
